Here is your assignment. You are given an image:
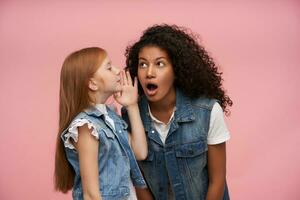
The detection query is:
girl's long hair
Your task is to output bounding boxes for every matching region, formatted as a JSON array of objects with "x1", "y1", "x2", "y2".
[{"x1": 54, "y1": 47, "x2": 106, "y2": 193}]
